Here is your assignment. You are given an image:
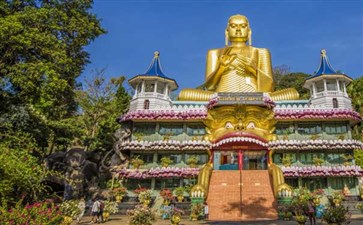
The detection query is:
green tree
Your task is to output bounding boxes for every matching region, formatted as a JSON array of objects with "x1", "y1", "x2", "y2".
[
  {"x1": 273, "y1": 65, "x2": 311, "y2": 99},
  {"x1": 0, "y1": 0, "x2": 105, "y2": 152},
  {"x1": 0, "y1": 132, "x2": 51, "y2": 204},
  {"x1": 76, "y1": 69, "x2": 130, "y2": 151},
  {"x1": 347, "y1": 76, "x2": 363, "y2": 115},
  {"x1": 347, "y1": 76, "x2": 363, "y2": 168}
]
